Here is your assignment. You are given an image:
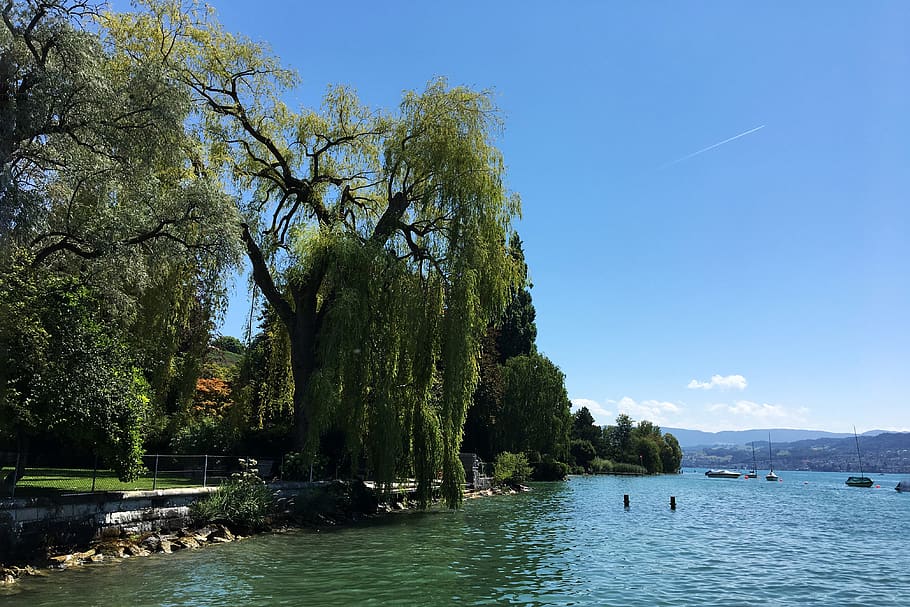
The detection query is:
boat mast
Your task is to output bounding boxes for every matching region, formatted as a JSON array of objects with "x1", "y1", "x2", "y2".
[
  {"x1": 768, "y1": 433, "x2": 773, "y2": 472},
  {"x1": 854, "y1": 426, "x2": 864, "y2": 478}
]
